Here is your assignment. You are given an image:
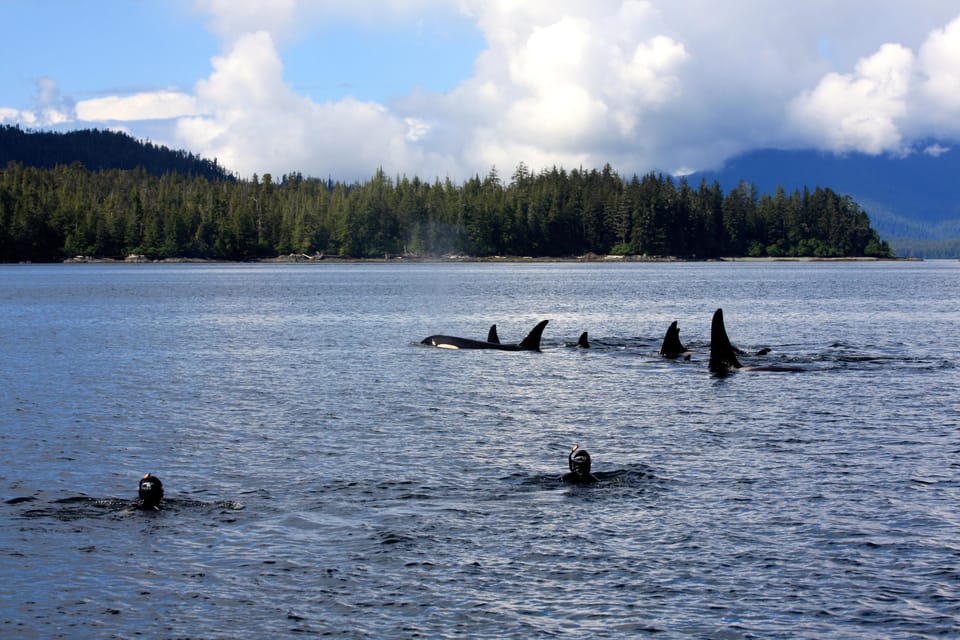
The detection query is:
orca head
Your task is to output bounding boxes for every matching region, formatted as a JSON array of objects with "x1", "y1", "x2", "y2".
[
  {"x1": 421, "y1": 336, "x2": 460, "y2": 349},
  {"x1": 138, "y1": 473, "x2": 164, "y2": 510}
]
